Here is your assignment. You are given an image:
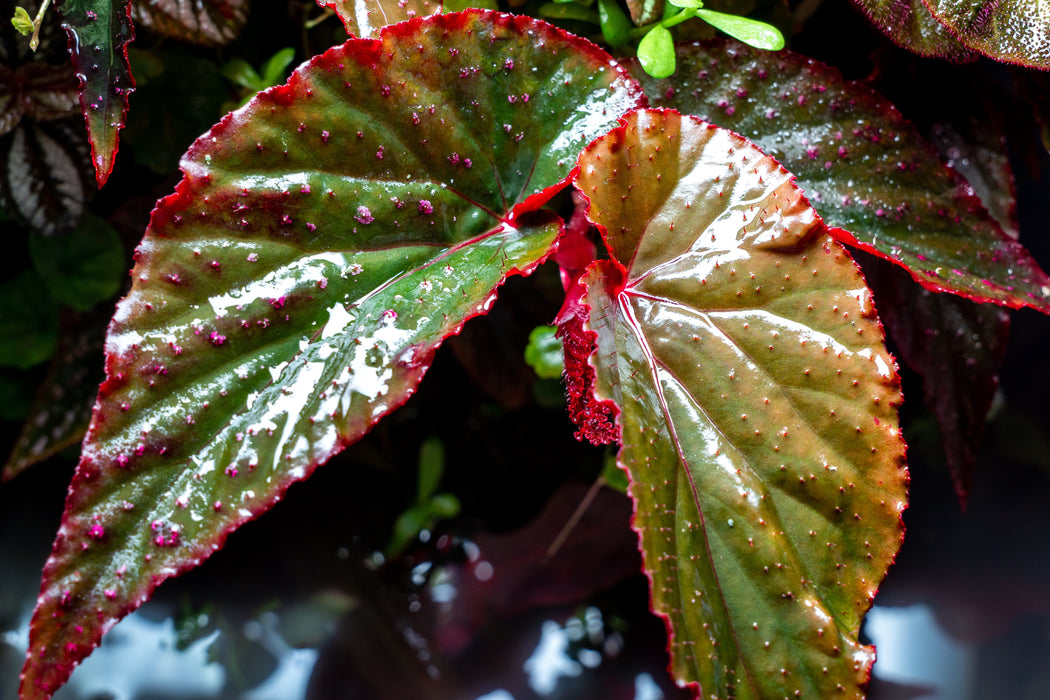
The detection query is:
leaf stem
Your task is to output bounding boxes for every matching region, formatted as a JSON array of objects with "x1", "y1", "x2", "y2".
[
  {"x1": 544, "y1": 474, "x2": 606, "y2": 561},
  {"x1": 29, "y1": 0, "x2": 50, "y2": 51},
  {"x1": 630, "y1": 8, "x2": 697, "y2": 40}
]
